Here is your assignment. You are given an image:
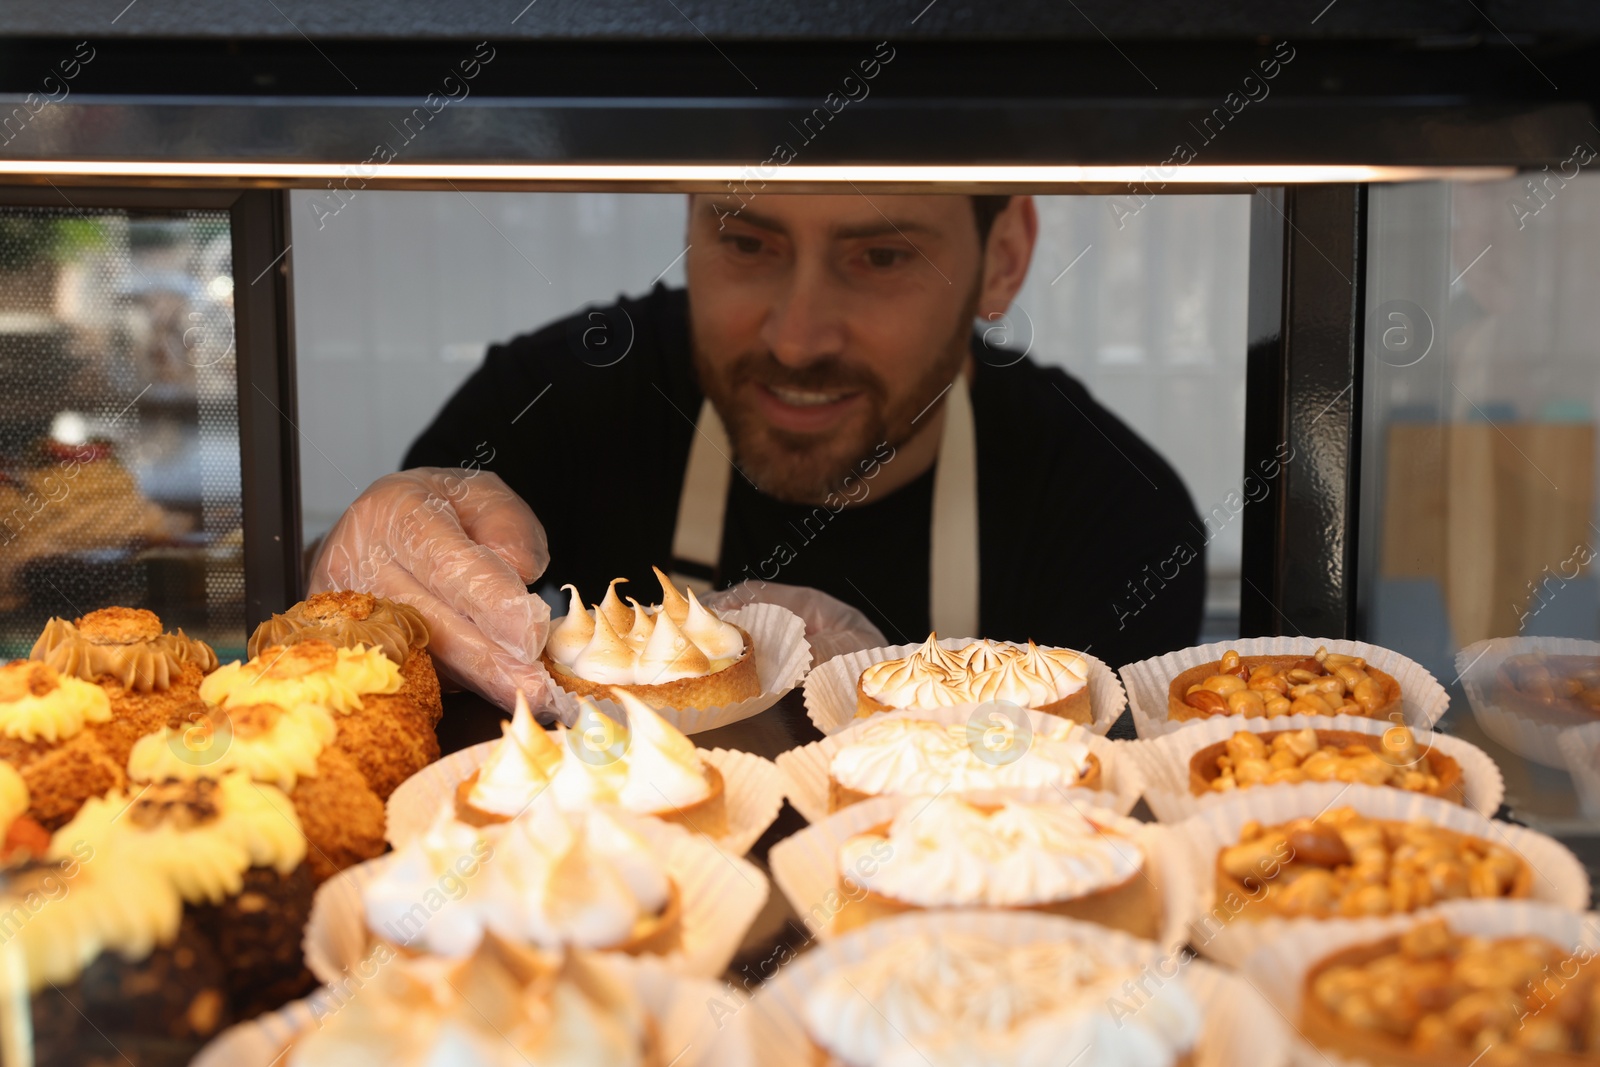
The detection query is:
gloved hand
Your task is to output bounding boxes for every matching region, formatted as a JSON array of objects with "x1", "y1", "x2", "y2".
[
  {"x1": 701, "y1": 581, "x2": 886, "y2": 666},
  {"x1": 307, "y1": 468, "x2": 552, "y2": 710}
]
